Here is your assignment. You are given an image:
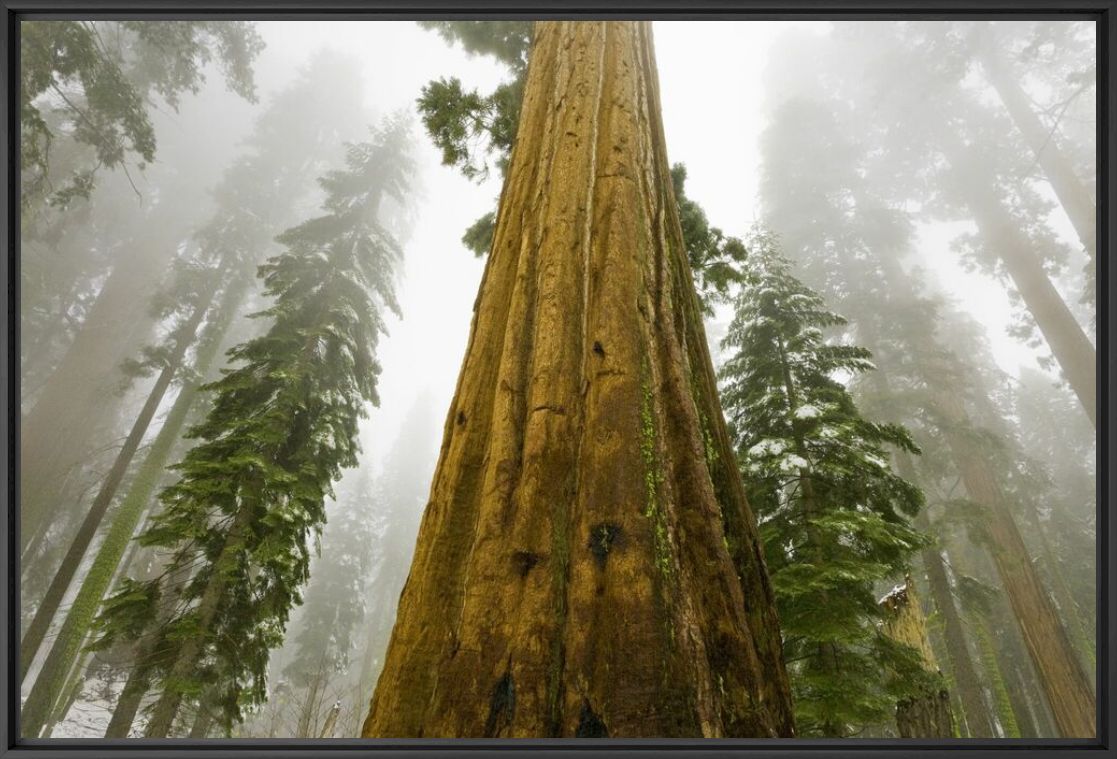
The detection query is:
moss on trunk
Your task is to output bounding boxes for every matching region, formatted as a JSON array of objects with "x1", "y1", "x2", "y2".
[{"x1": 362, "y1": 21, "x2": 792, "y2": 739}]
